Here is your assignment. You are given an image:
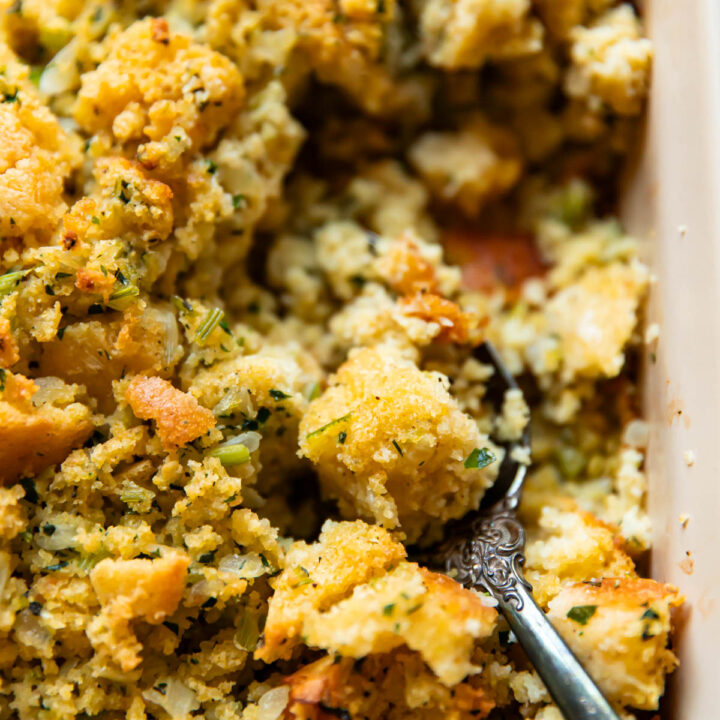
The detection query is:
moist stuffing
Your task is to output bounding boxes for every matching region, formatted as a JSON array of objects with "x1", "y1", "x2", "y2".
[{"x1": 0, "y1": 1, "x2": 681, "y2": 719}]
